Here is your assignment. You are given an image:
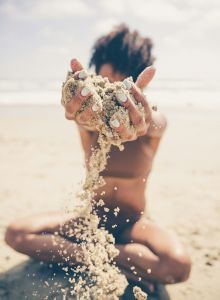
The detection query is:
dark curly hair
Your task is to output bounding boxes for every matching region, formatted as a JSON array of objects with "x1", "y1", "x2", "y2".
[{"x1": 89, "y1": 23, "x2": 155, "y2": 81}]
